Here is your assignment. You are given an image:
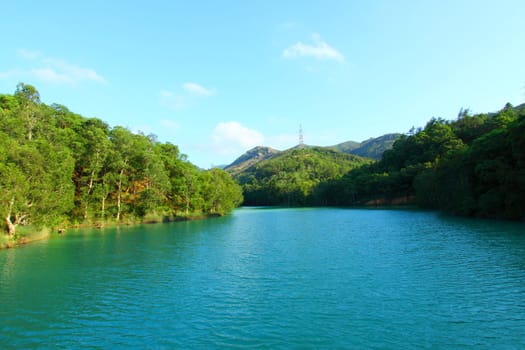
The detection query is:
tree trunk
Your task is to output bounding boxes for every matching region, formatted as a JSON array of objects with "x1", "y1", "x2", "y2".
[
  {"x1": 116, "y1": 189, "x2": 121, "y2": 221},
  {"x1": 5, "y1": 197, "x2": 16, "y2": 236},
  {"x1": 5, "y1": 216, "x2": 16, "y2": 236},
  {"x1": 116, "y1": 168, "x2": 124, "y2": 221},
  {"x1": 101, "y1": 196, "x2": 106, "y2": 220},
  {"x1": 26, "y1": 108, "x2": 36, "y2": 141},
  {"x1": 83, "y1": 201, "x2": 89, "y2": 220},
  {"x1": 83, "y1": 169, "x2": 96, "y2": 220}
]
